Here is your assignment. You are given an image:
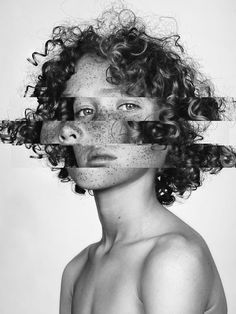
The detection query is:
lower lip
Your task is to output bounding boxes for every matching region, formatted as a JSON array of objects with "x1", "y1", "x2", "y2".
[{"x1": 87, "y1": 156, "x2": 117, "y2": 167}]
